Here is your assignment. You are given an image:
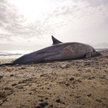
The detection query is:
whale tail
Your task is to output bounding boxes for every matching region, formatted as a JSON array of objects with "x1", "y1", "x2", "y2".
[{"x1": 51, "y1": 35, "x2": 62, "y2": 45}]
